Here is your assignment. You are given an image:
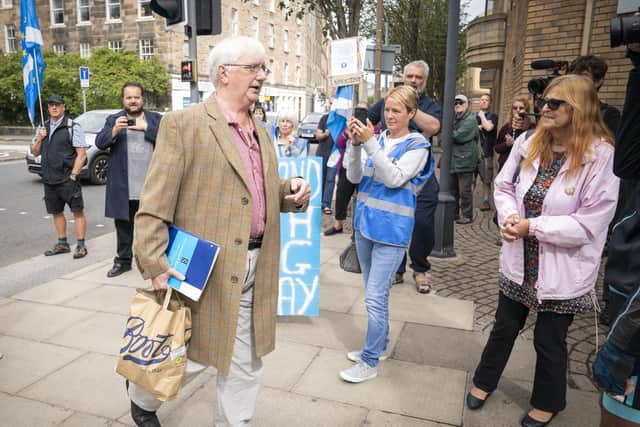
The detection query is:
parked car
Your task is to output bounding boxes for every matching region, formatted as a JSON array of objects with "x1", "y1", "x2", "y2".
[
  {"x1": 27, "y1": 109, "x2": 117, "y2": 185},
  {"x1": 297, "y1": 111, "x2": 325, "y2": 144}
]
